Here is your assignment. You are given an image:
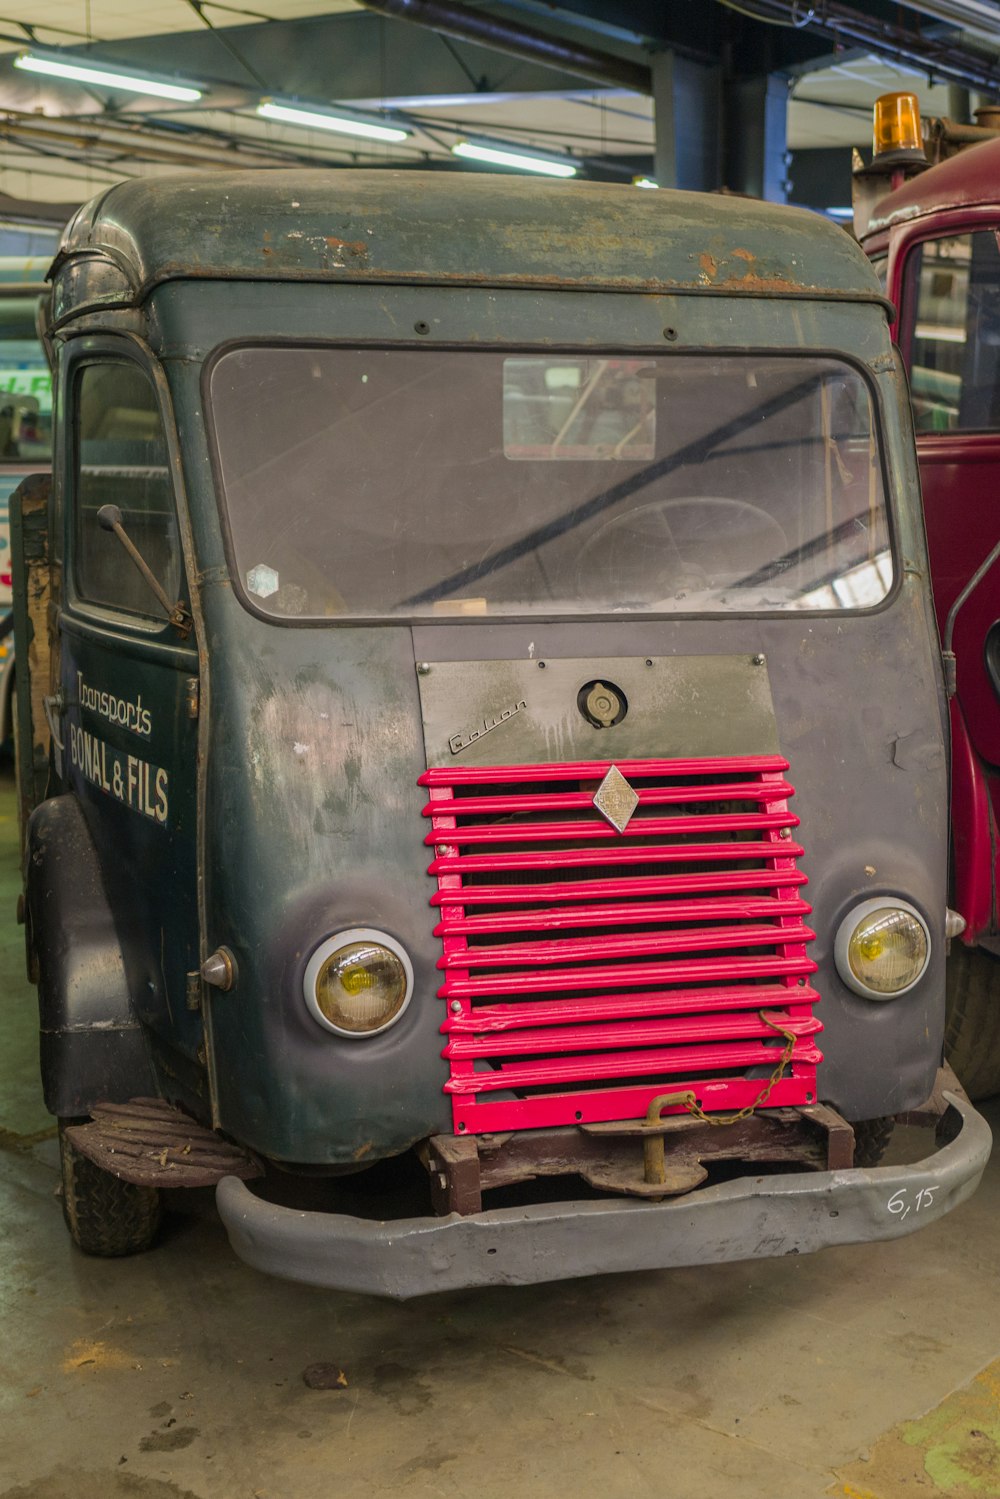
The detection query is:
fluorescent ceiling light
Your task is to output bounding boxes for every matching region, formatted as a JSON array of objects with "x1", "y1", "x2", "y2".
[
  {"x1": 15, "y1": 50, "x2": 203, "y2": 102},
  {"x1": 257, "y1": 100, "x2": 410, "y2": 143},
  {"x1": 452, "y1": 140, "x2": 577, "y2": 178}
]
